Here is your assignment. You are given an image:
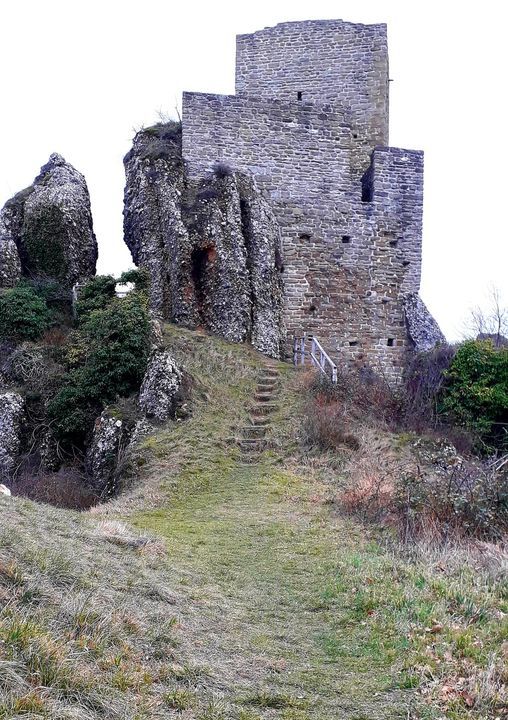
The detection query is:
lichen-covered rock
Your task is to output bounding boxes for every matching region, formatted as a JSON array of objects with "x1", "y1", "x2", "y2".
[
  {"x1": 123, "y1": 124, "x2": 284, "y2": 358},
  {"x1": 403, "y1": 293, "x2": 445, "y2": 352},
  {"x1": 123, "y1": 124, "x2": 196, "y2": 324},
  {"x1": 0, "y1": 391, "x2": 24, "y2": 478},
  {"x1": 86, "y1": 411, "x2": 128, "y2": 495},
  {"x1": 138, "y1": 350, "x2": 182, "y2": 422},
  {"x1": 0, "y1": 153, "x2": 98, "y2": 289},
  {"x1": 0, "y1": 215, "x2": 21, "y2": 287},
  {"x1": 39, "y1": 428, "x2": 61, "y2": 472}
]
